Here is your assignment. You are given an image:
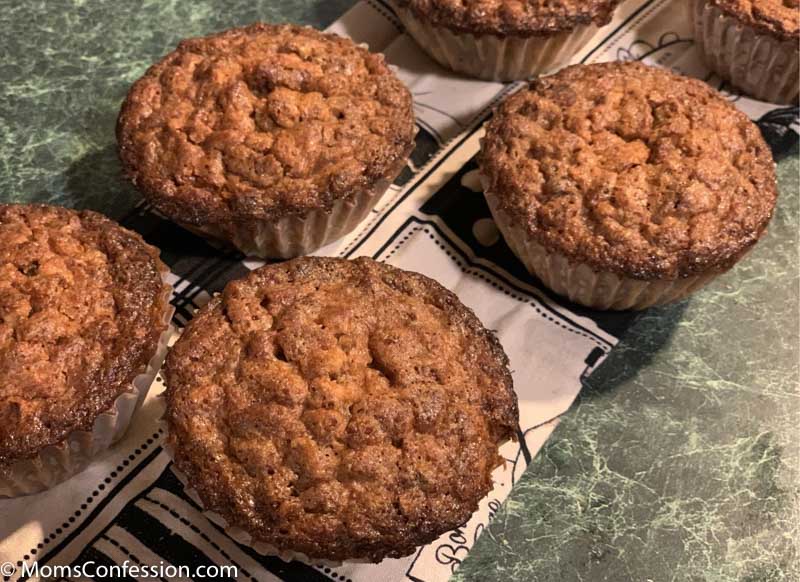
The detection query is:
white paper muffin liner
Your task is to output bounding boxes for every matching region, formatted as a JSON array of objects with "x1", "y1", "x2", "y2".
[
  {"x1": 390, "y1": 3, "x2": 598, "y2": 81},
  {"x1": 692, "y1": 0, "x2": 799, "y2": 104},
  {"x1": 483, "y1": 189, "x2": 721, "y2": 311},
  {"x1": 176, "y1": 143, "x2": 414, "y2": 259},
  {"x1": 0, "y1": 272, "x2": 175, "y2": 498}
]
